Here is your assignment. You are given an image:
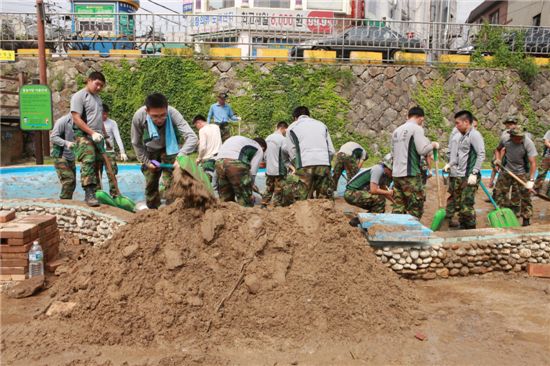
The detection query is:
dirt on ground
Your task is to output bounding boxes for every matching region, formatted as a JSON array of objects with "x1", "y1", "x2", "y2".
[{"x1": 1, "y1": 190, "x2": 549, "y2": 365}]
